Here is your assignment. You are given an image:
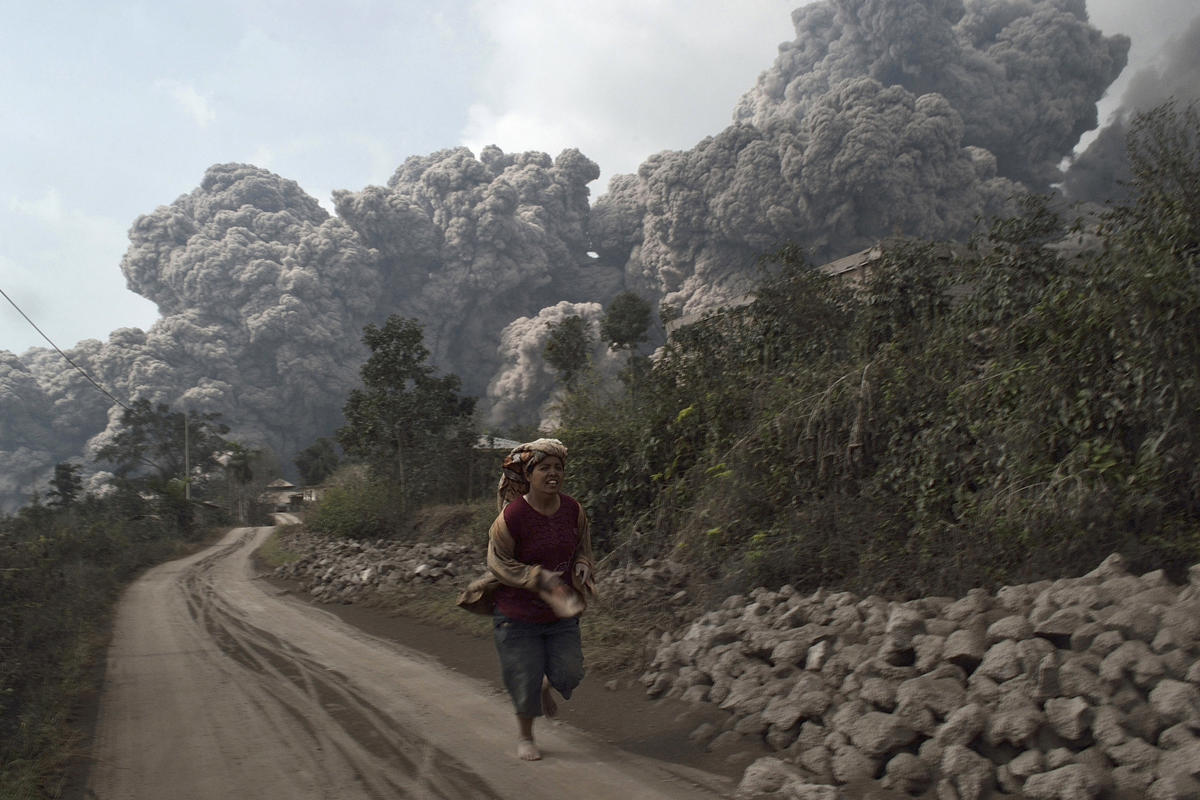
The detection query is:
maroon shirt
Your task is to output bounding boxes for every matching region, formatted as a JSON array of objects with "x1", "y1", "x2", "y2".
[{"x1": 494, "y1": 494, "x2": 582, "y2": 623}]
